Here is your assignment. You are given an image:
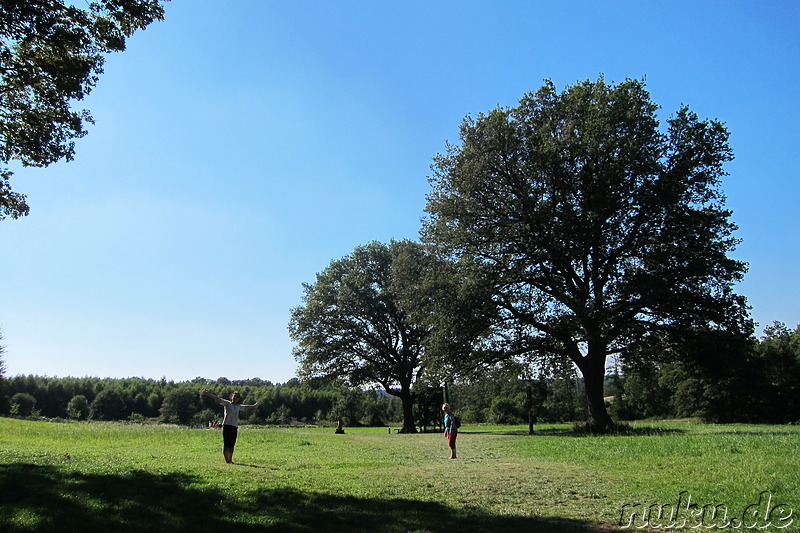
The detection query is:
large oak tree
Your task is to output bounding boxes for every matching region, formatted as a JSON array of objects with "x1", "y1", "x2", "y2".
[
  {"x1": 1, "y1": 0, "x2": 166, "y2": 219},
  {"x1": 423, "y1": 78, "x2": 751, "y2": 432}
]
